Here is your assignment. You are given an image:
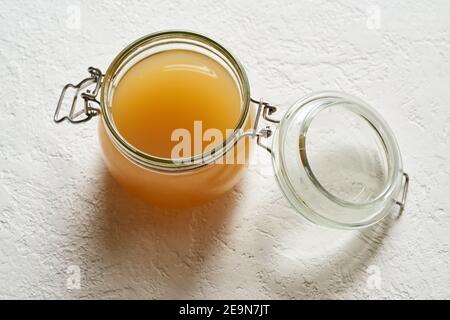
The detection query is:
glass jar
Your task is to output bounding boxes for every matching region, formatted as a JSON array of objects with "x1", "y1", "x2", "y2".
[{"x1": 54, "y1": 30, "x2": 409, "y2": 229}]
